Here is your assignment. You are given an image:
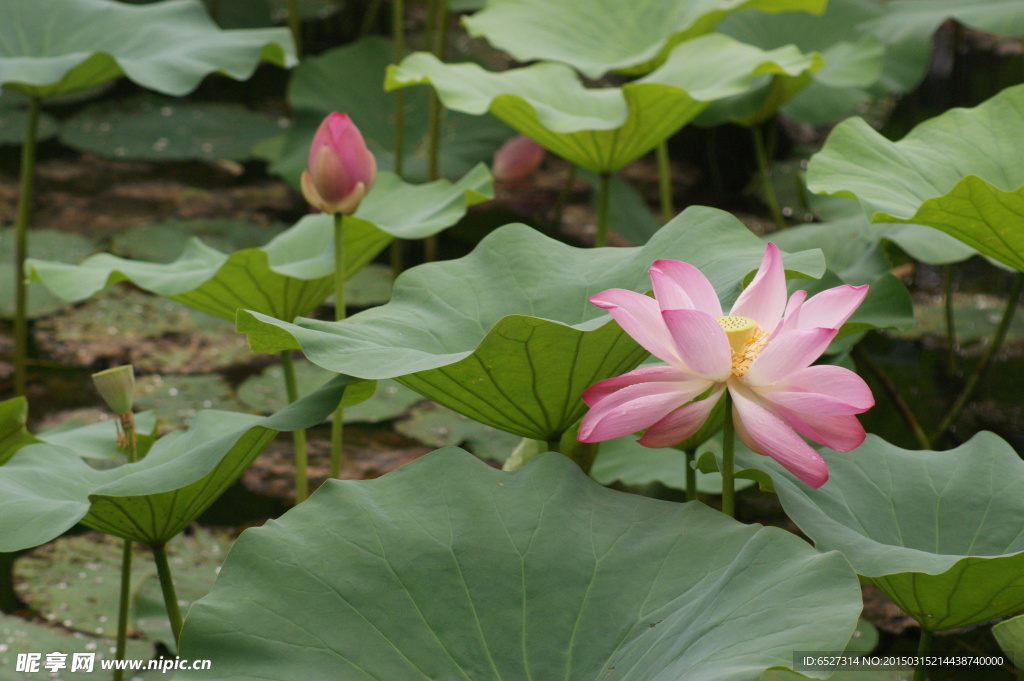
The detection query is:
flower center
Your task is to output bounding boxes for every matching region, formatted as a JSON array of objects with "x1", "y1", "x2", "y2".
[{"x1": 716, "y1": 316, "x2": 769, "y2": 378}]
